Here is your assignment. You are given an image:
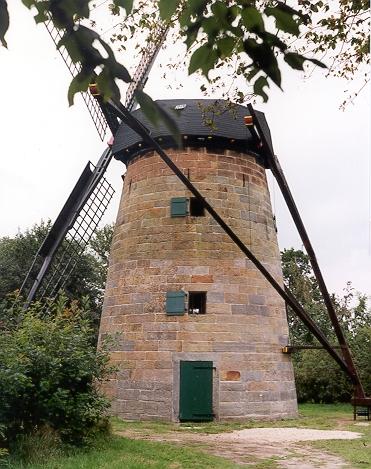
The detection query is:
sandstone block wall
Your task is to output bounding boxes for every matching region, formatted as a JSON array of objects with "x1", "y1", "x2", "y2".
[{"x1": 99, "y1": 148, "x2": 298, "y2": 421}]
